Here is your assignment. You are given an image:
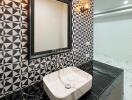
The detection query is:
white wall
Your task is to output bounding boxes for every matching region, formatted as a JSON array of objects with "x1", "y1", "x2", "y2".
[{"x1": 94, "y1": 13, "x2": 132, "y2": 63}]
